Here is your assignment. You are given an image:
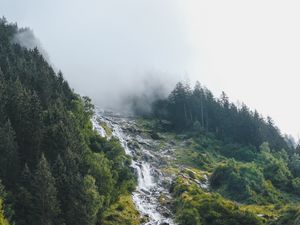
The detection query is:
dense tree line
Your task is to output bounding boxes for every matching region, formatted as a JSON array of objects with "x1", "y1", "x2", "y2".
[
  {"x1": 0, "y1": 18, "x2": 135, "y2": 225},
  {"x1": 152, "y1": 81, "x2": 289, "y2": 150}
]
